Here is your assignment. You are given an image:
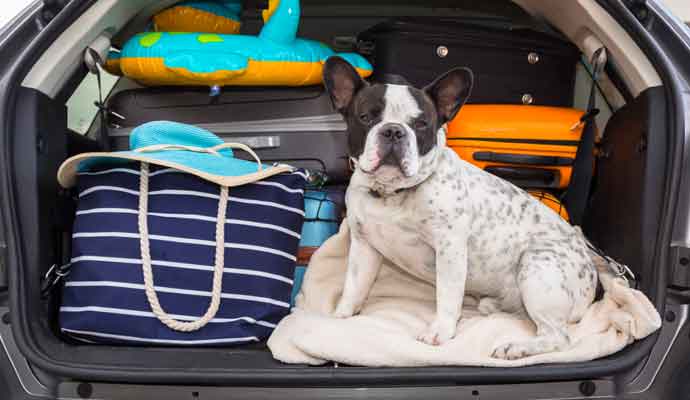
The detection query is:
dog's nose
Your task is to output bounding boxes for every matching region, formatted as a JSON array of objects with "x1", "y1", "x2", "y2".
[{"x1": 379, "y1": 123, "x2": 406, "y2": 142}]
